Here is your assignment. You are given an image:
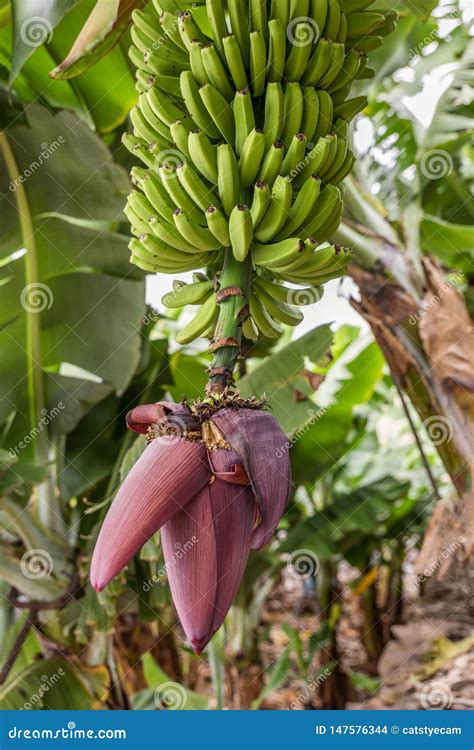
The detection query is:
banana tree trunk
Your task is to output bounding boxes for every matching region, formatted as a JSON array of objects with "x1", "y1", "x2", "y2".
[{"x1": 335, "y1": 179, "x2": 474, "y2": 497}]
